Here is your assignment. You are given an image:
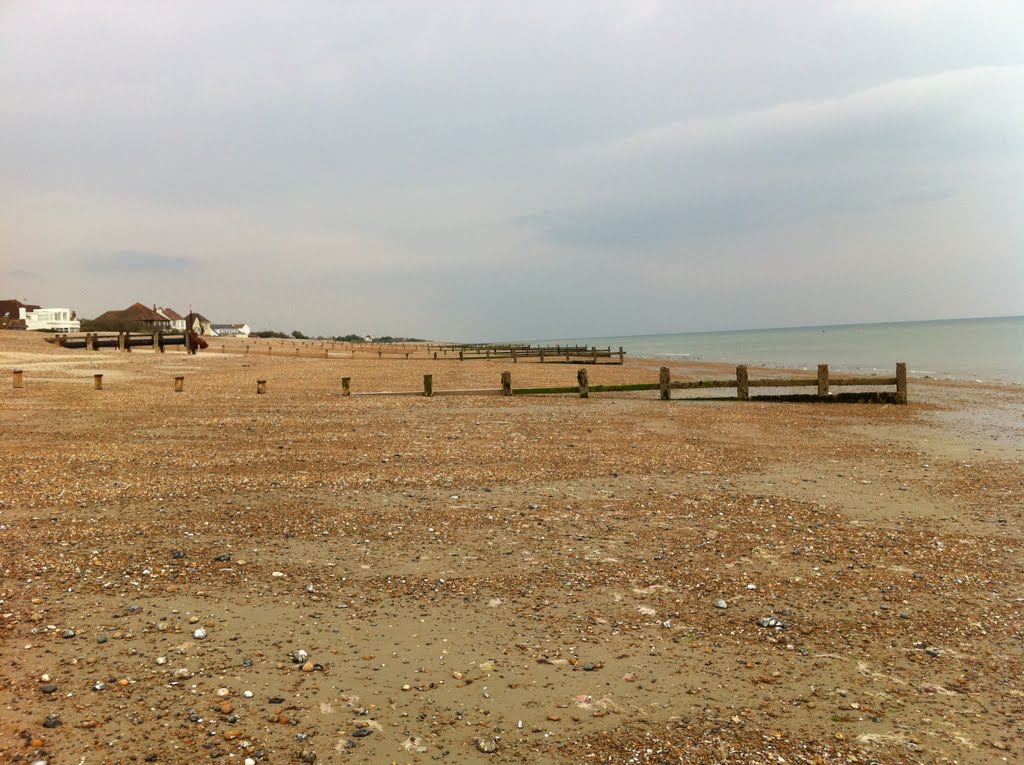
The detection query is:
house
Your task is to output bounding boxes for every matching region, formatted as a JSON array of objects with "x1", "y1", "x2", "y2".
[
  {"x1": 156, "y1": 307, "x2": 187, "y2": 332},
  {"x1": 0, "y1": 299, "x2": 80, "y2": 332},
  {"x1": 0, "y1": 299, "x2": 39, "y2": 329},
  {"x1": 93, "y1": 302, "x2": 171, "y2": 330},
  {"x1": 186, "y1": 312, "x2": 213, "y2": 335},
  {"x1": 210, "y1": 323, "x2": 251, "y2": 337}
]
